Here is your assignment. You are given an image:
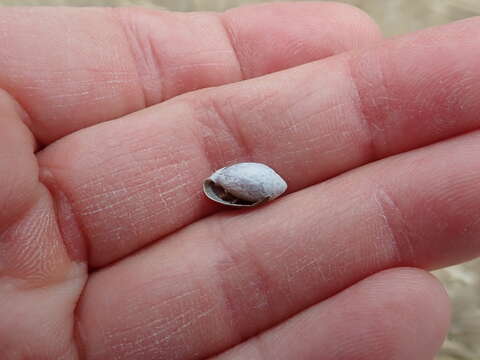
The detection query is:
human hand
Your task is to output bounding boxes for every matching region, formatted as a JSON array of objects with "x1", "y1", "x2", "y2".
[{"x1": 1, "y1": 3, "x2": 478, "y2": 359}]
